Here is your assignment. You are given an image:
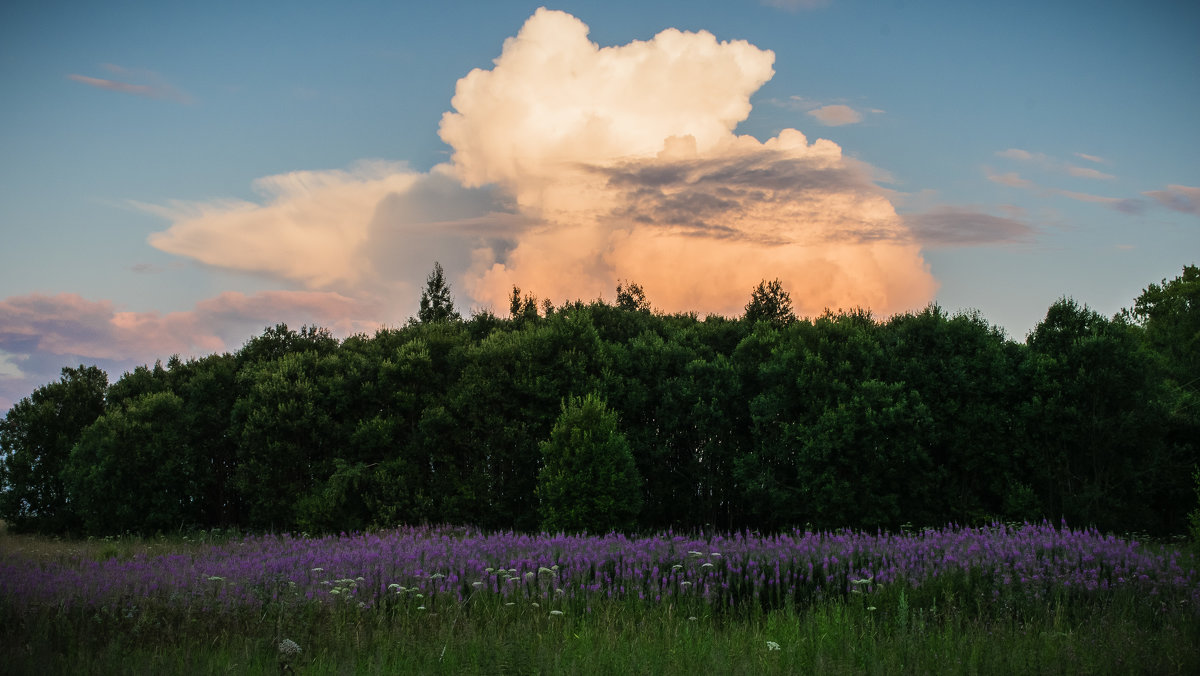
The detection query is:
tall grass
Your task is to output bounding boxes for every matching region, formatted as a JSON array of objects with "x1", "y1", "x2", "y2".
[{"x1": 2, "y1": 522, "x2": 1198, "y2": 674}]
